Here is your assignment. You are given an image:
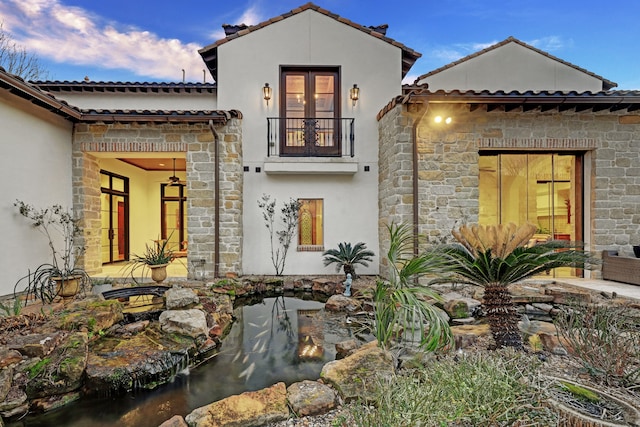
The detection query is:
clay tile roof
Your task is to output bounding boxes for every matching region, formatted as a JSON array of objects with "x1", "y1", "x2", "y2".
[
  {"x1": 414, "y1": 36, "x2": 617, "y2": 90},
  {"x1": 0, "y1": 66, "x2": 81, "y2": 120},
  {"x1": 32, "y1": 81, "x2": 216, "y2": 94},
  {"x1": 376, "y1": 87, "x2": 640, "y2": 120},
  {"x1": 198, "y1": 2, "x2": 421, "y2": 81}
]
